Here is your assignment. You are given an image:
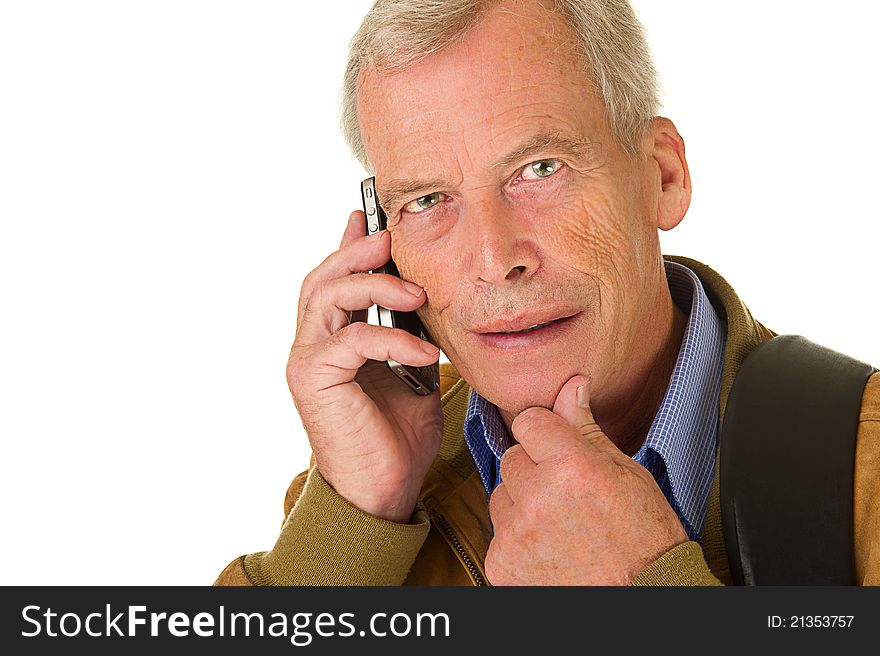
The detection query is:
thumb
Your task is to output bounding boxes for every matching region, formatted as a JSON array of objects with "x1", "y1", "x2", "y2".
[{"x1": 552, "y1": 374, "x2": 601, "y2": 438}]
